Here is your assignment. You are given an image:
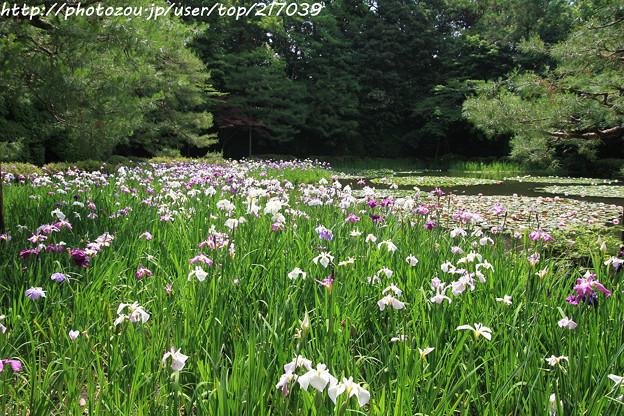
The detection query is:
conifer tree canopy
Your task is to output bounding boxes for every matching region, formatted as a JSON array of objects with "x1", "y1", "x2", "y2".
[{"x1": 463, "y1": 3, "x2": 624, "y2": 166}]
